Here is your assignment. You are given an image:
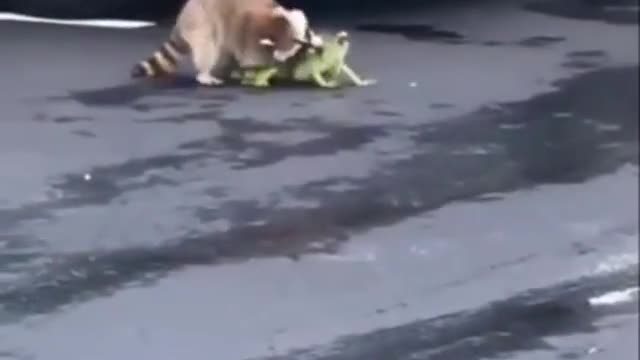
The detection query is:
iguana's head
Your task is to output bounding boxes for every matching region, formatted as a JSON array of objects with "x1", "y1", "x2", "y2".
[
  {"x1": 304, "y1": 31, "x2": 350, "y2": 62},
  {"x1": 335, "y1": 31, "x2": 350, "y2": 47}
]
